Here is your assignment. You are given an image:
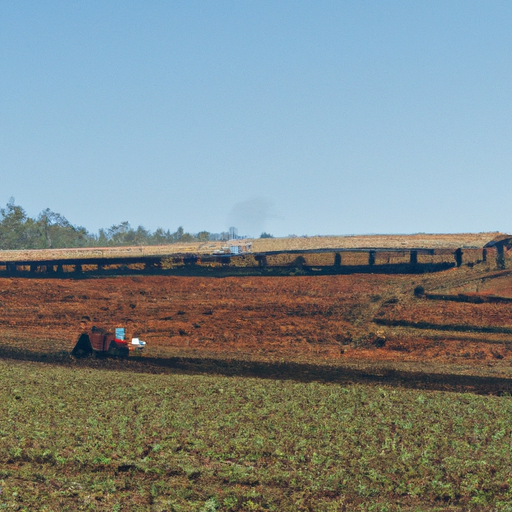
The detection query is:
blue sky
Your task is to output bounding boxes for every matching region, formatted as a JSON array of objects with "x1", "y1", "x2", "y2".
[{"x1": 1, "y1": 1, "x2": 511, "y2": 237}]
